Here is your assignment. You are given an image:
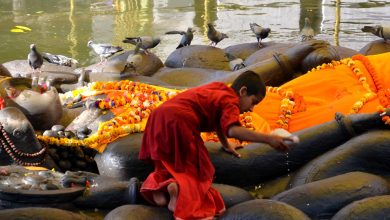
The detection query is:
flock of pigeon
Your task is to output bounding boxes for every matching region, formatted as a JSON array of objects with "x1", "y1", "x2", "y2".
[
  {"x1": 27, "y1": 22, "x2": 270, "y2": 74},
  {"x1": 27, "y1": 19, "x2": 389, "y2": 75}
]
